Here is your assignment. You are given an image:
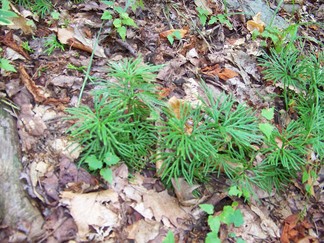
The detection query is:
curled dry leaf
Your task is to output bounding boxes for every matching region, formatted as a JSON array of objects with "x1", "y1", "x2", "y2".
[
  {"x1": 0, "y1": 31, "x2": 31, "y2": 60},
  {"x1": 172, "y1": 178, "x2": 207, "y2": 207},
  {"x1": 247, "y1": 12, "x2": 265, "y2": 33},
  {"x1": 18, "y1": 64, "x2": 46, "y2": 103}
]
